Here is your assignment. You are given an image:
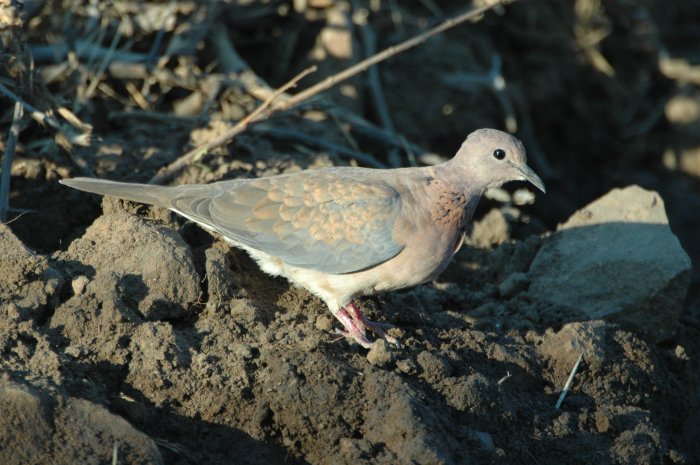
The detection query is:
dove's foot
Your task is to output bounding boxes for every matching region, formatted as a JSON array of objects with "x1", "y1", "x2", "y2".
[
  {"x1": 335, "y1": 308, "x2": 374, "y2": 348},
  {"x1": 334, "y1": 302, "x2": 398, "y2": 348}
]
